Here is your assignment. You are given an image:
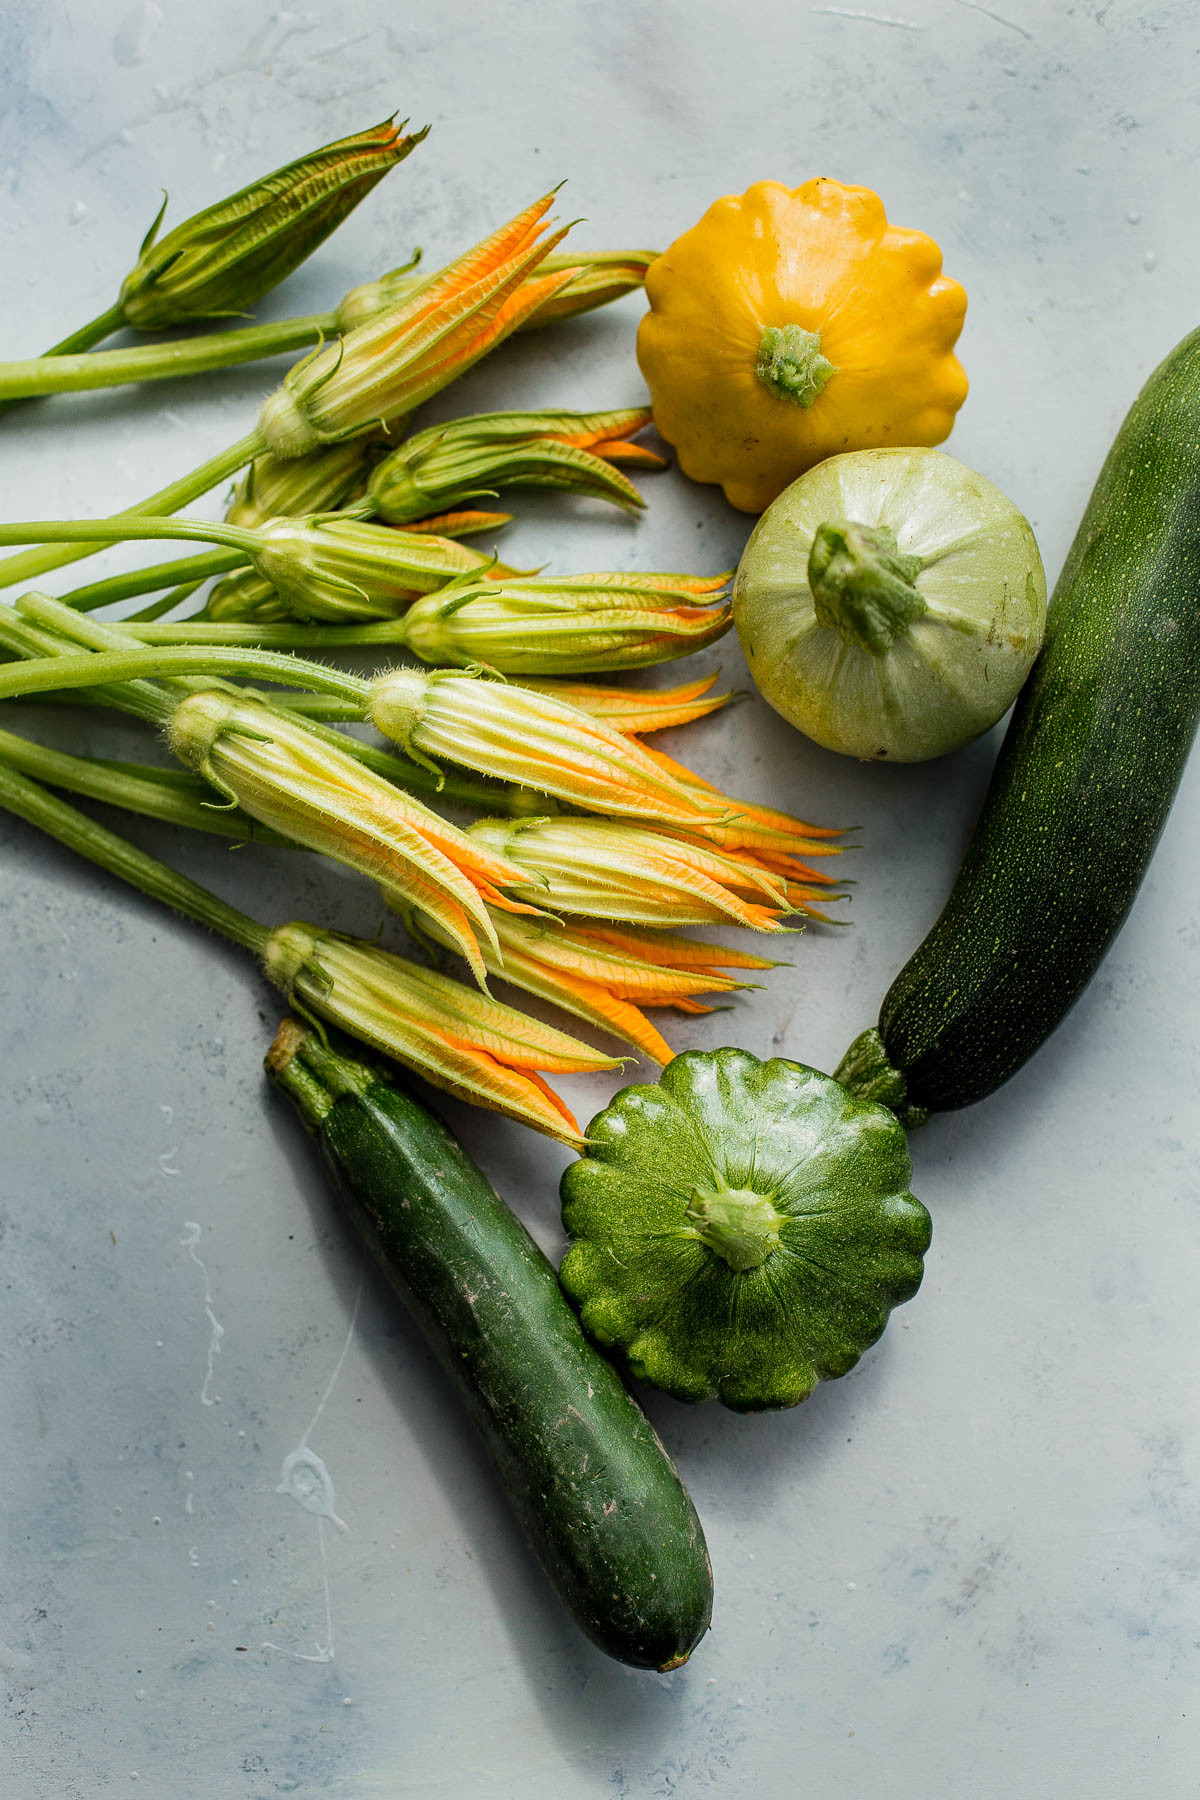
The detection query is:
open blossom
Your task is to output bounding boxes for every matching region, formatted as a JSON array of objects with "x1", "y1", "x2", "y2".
[
  {"x1": 466, "y1": 816, "x2": 801, "y2": 932},
  {"x1": 262, "y1": 922, "x2": 614, "y2": 1144},
  {"x1": 399, "y1": 568, "x2": 731, "y2": 674},
  {"x1": 335, "y1": 247, "x2": 656, "y2": 336},
  {"x1": 365, "y1": 668, "x2": 730, "y2": 826},
  {"x1": 258, "y1": 193, "x2": 580, "y2": 457},
  {"x1": 119, "y1": 118, "x2": 427, "y2": 330},
  {"x1": 166, "y1": 690, "x2": 532, "y2": 984},
  {"x1": 359, "y1": 406, "x2": 665, "y2": 523}
]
